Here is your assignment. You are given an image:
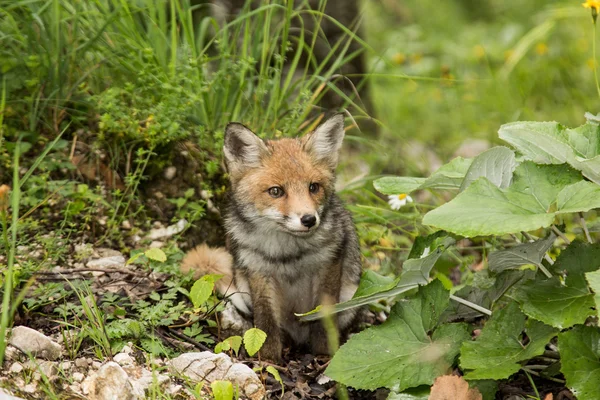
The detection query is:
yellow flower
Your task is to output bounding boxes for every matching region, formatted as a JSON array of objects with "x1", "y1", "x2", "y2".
[
  {"x1": 0, "y1": 184, "x2": 10, "y2": 212},
  {"x1": 535, "y1": 42, "x2": 548, "y2": 56},
  {"x1": 392, "y1": 53, "x2": 406, "y2": 65},
  {"x1": 583, "y1": 0, "x2": 600, "y2": 13}
]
